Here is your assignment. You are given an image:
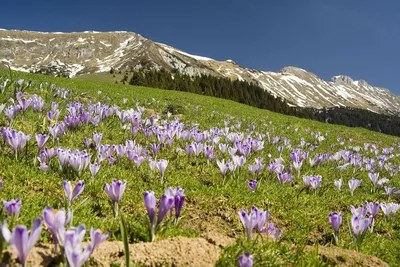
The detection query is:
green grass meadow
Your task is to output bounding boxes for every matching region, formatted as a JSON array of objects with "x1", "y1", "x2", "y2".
[{"x1": 0, "y1": 69, "x2": 399, "y2": 266}]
